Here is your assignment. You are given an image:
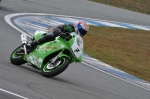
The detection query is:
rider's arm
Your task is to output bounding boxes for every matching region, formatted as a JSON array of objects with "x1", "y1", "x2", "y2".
[{"x1": 53, "y1": 24, "x2": 75, "y2": 35}]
